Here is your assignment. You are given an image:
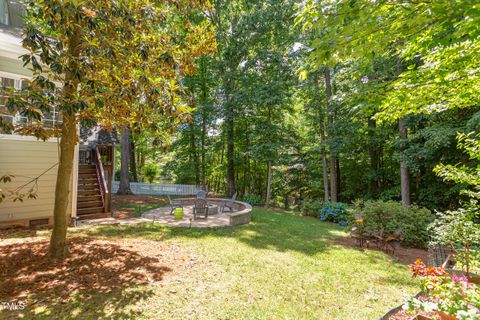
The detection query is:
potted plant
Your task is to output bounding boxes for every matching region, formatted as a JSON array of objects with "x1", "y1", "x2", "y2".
[
  {"x1": 173, "y1": 207, "x2": 184, "y2": 220},
  {"x1": 404, "y1": 259, "x2": 480, "y2": 320}
]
